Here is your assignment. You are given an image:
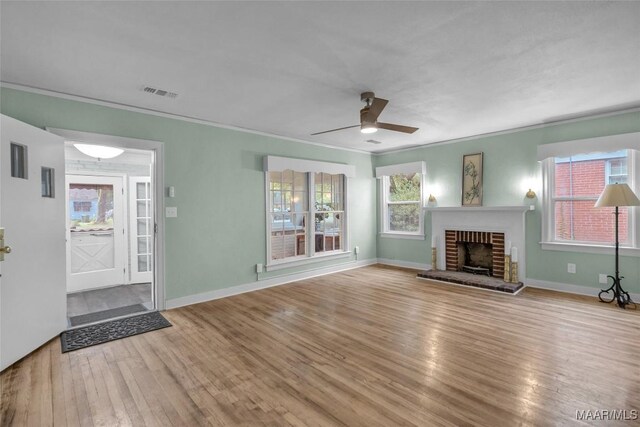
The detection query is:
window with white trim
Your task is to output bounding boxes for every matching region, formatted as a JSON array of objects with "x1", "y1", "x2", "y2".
[
  {"x1": 376, "y1": 162, "x2": 426, "y2": 238},
  {"x1": 264, "y1": 156, "x2": 353, "y2": 268},
  {"x1": 382, "y1": 173, "x2": 423, "y2": 234},
  {"x1": 543, "y1": 149, "x2": 639, "y2": 248}
]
